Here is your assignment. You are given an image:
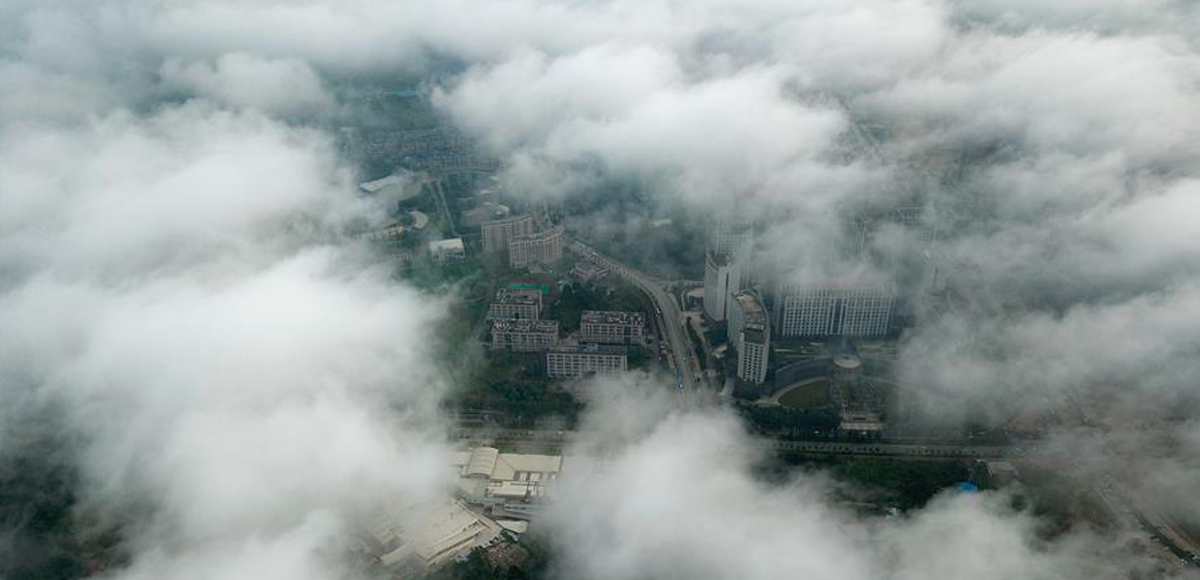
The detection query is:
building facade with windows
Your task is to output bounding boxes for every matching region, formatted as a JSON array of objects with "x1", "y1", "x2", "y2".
[
  {"x1": 486, "y1": 289, "x2": 542, "y2": 321},
  {"x1": 509, "y1": 226, "x2": 564, "y2": 268},
  {"x1": 772, "y1": 284, "x2": 895, "y2": 338},
  {"x1": 481, "y1": 214, "x2": 534, "y2": 254},
  {"x1": 490, "y1": 319, "x2": 559, "y2": 352},
  {"x1": 703, "y1": 251, "x2": 742, "y2": 322},
  {"x1": 580, "y1": 310, "x2": 644, "y2": 344},
  {"x1": 728, "y1": 291, "x2": 770, "y2": 385},
  {"x1": 546, "y1": 344, "x2": 627, "y2": 378}
]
